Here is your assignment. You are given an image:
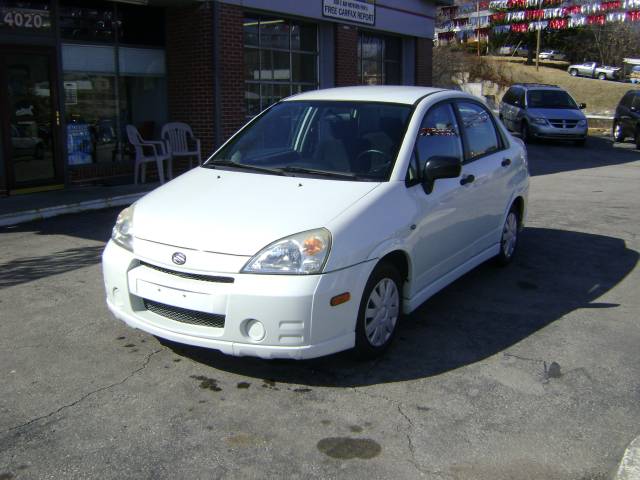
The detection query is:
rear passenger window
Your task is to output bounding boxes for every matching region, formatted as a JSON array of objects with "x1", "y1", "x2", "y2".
[
  {"x1": 502, "y1": 89, "x2": 515, "y2": 105},
  {"x1": 514, "y1": 89, "x2": 525, "y2": 106},
  {"x1": 415, "y1": 103, "x2": 463, "y2": 166},
  {"x1": 455, "y1": 101, "x2": 500, "y2": 161}
]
